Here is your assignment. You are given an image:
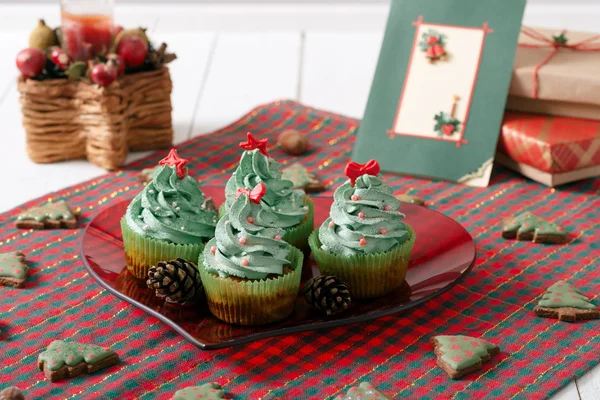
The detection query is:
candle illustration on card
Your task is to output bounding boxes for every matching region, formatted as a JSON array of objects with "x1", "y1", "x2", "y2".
[{"x1": 434, "y1": 95, "x2": 461, "y2": 139}]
